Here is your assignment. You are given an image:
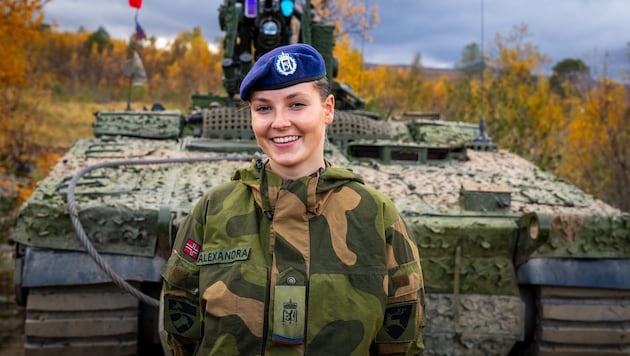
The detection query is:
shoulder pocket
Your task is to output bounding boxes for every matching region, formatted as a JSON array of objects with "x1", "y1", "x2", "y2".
[{"x1": 161, "y1": 250, "x2": 200, "y2": 295}]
